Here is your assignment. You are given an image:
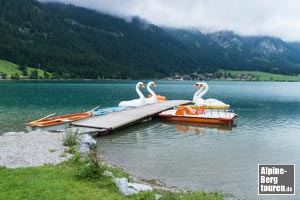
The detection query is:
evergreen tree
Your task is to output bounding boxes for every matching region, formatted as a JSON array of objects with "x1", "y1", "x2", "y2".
[
  {"x1": 18, "y1": 65, "x2": 28, "y2": 76},
  {"x1": 43, "y1": 71, "x2": 50, "y2": 79},
  {"x1": 29, "y1": 70, "x2": 38, "y2": 79},
  {"x1": 0, "y1": 0, "x2": 299, "y2": 79},
  {"x1": 11, "y1": 73, "x2": 20, "y2": 80}
]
